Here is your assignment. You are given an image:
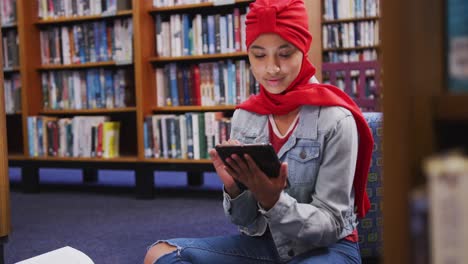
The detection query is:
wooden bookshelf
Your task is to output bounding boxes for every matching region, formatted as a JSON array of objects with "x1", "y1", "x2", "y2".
[
  {"x1": 322, "y1": 16, "x2": 380, "y2": 25},
  {"x1": 143, "y1": 158, "x2": 212, "y2": 164},
  {"x1": 40, "y1": 107, "x2": 137, "y2": 115},
  {"x1": 1, "y1": 22, "x2": 17, "y2": 29},
  {"x1": 0, "y1": 20, "x2": 12, "y2": 258},
  {"x1": 5, "y1": 0, "x2": 323, "y2": 198},
  {"x1": 148, "y1": 0, "x2": 253, "y2": 13},
  {"x1": 320, "y1": 0, "x2": 382, "y2": 112},
  {"x1": 153, "y1": 105, "x2": 236, "y2": 112},
  {"x1": 434, "y1": 94, "x2": 468, "y2": 120},
  {"x1": 34, "y1": 10, "x2": 133, "y2": 25},
  {"x1": 37, "y1": 61, "x2": 133, "y2": 70},
  {"x1": 380, "y1": 0, "x2": 468, "y2": 262},
  {"x1": 322, "y1": 45, "x2": 380, "y2": 52},
  {"x1": 28, "y1": 156, "x2": 138, "y2": 163},
  {"x1": 149, "y1": 52, "x2": 248, "y2": 63}
]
